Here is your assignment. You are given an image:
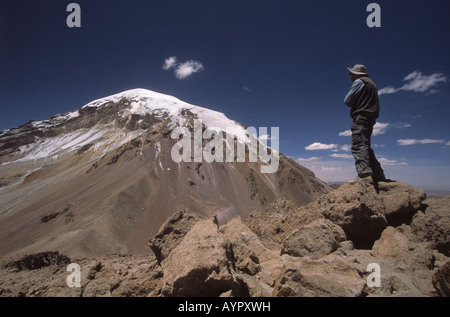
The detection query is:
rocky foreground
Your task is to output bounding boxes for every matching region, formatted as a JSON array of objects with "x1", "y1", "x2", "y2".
[{"x1": 0, "y1": 179, "x2": 449, "y2": 297}]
